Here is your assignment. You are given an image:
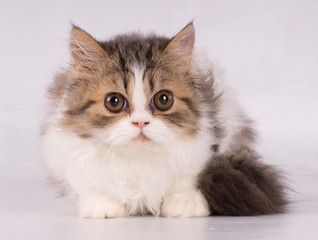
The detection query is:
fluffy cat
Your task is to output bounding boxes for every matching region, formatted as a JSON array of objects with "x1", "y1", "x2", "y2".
[{"x1": 42, "y1": 23, "x2": 286, "y2": 218}]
